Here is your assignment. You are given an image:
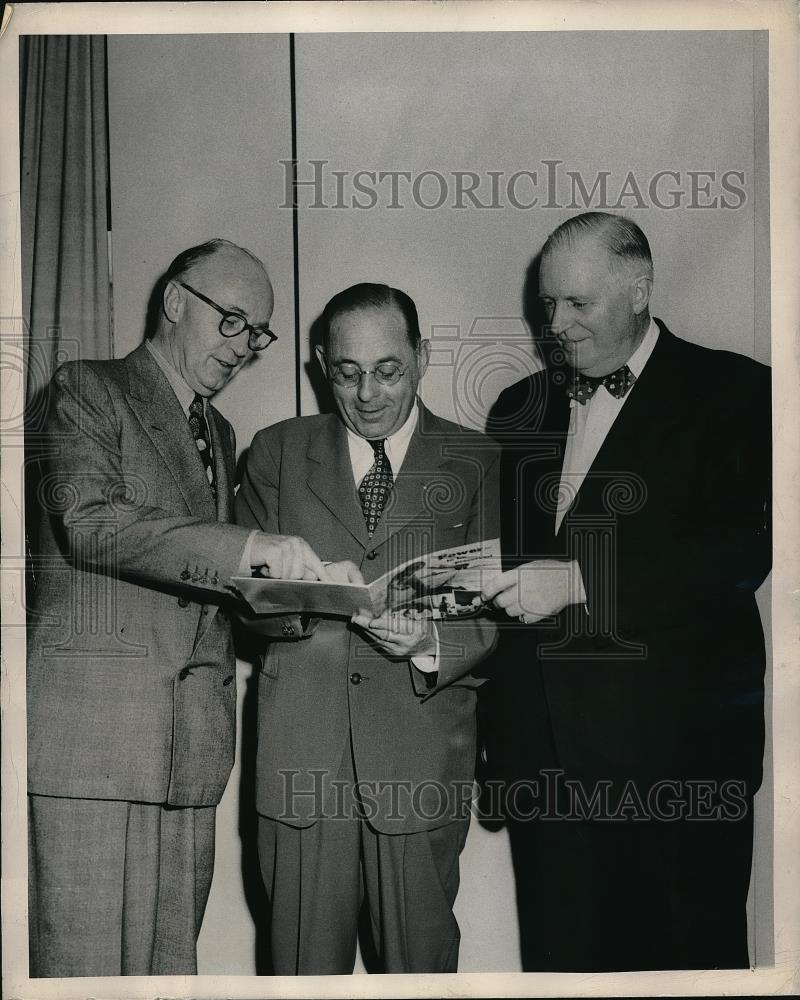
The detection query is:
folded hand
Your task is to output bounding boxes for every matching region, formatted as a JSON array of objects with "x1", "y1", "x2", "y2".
[
  {"x1": 351, "y1": 608, "x2": 436, "y2": 658},
  {"x1": 481, "y1": 559, "x2": 585, "y2": 623}
]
